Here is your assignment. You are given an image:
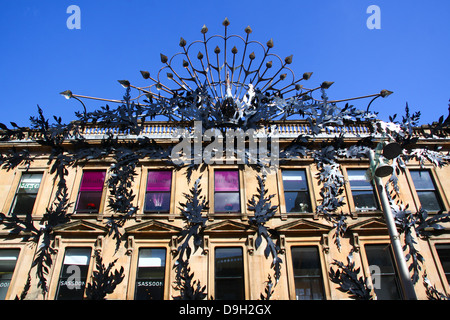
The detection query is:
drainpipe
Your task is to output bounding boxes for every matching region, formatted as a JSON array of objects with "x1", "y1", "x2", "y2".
[{"x1": 368, "y1": 149, "x2": 417, "y2": 300}]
